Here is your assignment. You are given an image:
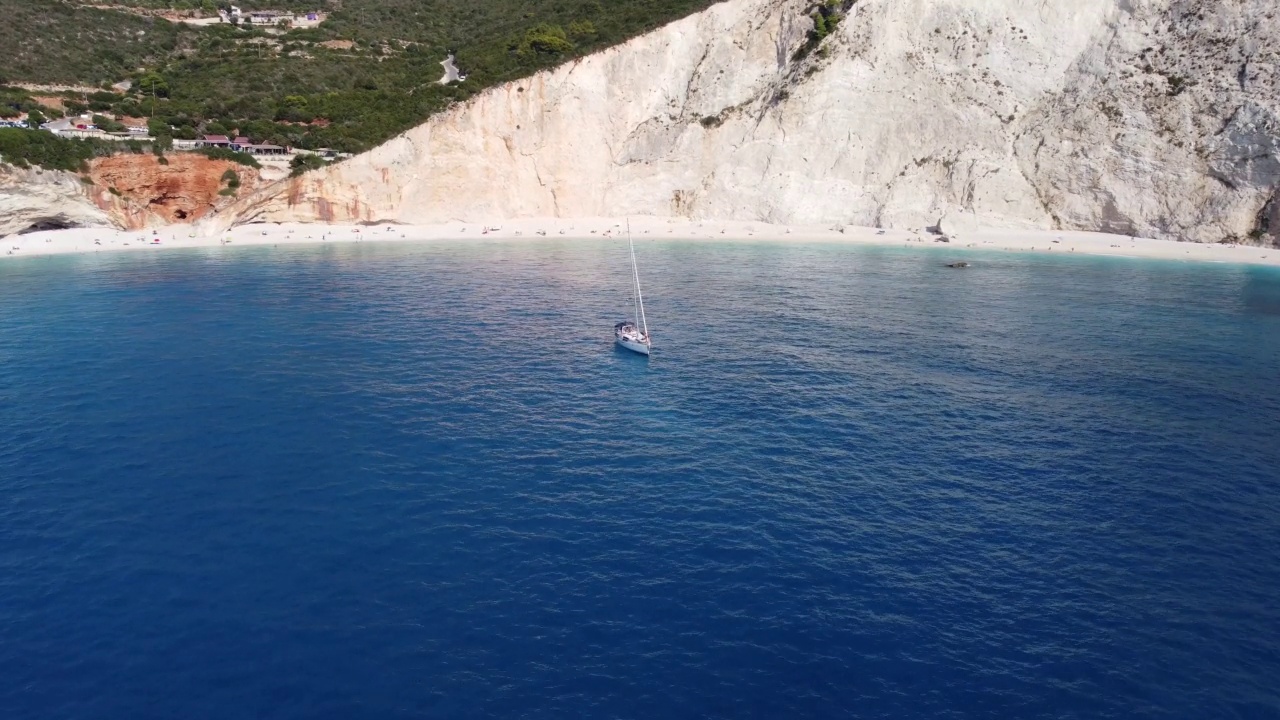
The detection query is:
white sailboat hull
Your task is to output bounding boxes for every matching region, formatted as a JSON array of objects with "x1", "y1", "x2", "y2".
[{"x1": 616, "y1": 337, "x2": 651, "y2": 356}]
